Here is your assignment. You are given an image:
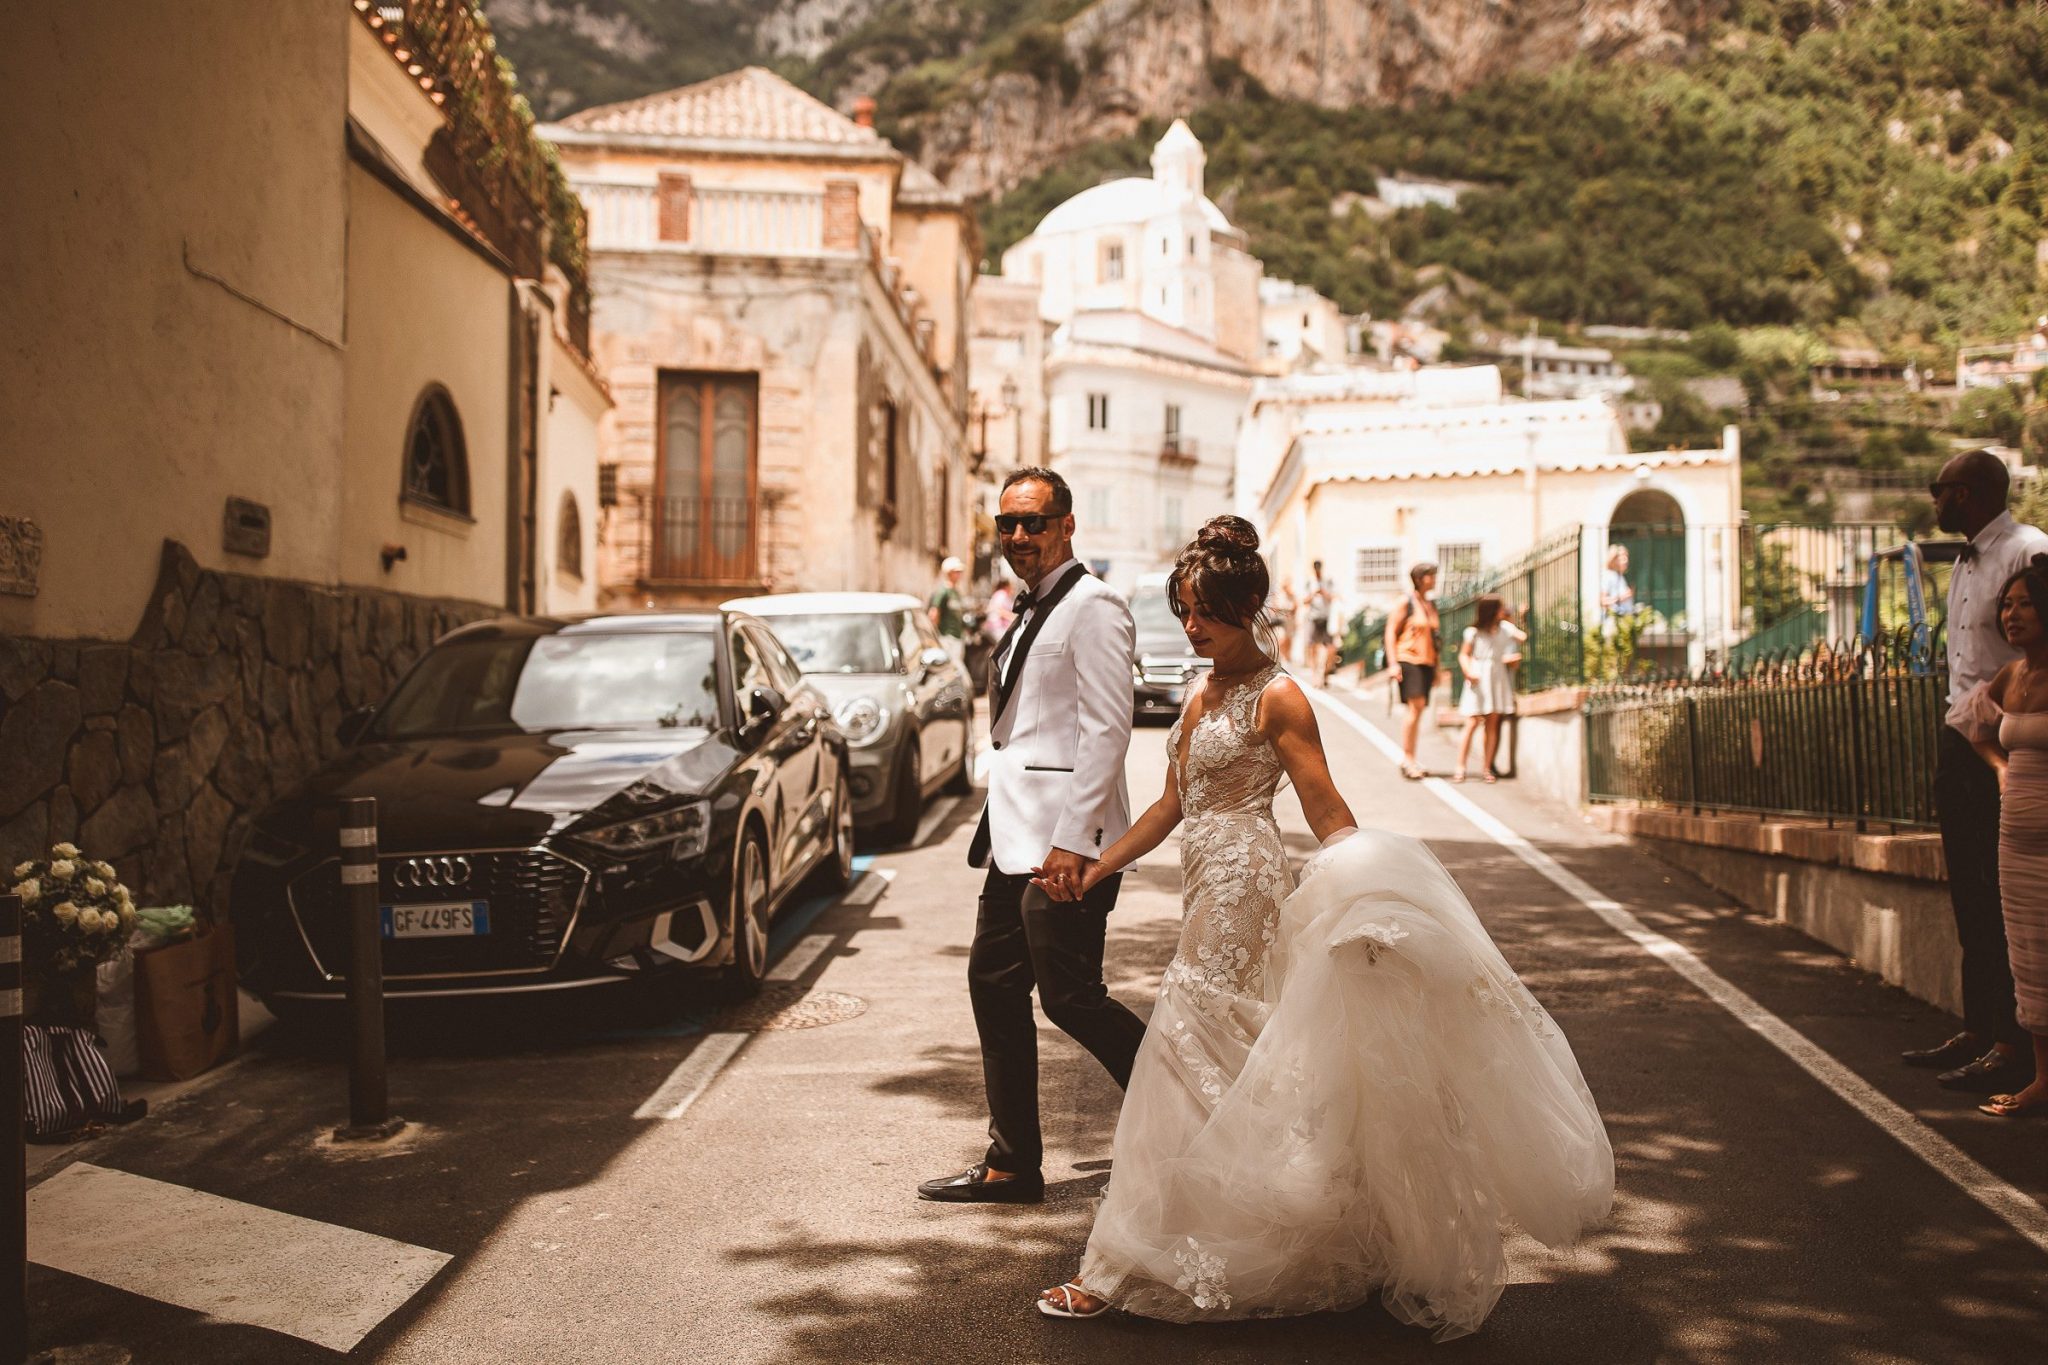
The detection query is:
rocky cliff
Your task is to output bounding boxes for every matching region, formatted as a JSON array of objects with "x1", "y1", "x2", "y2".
[
  {"x1": 487, "y1": 0, "x2": 1725, "y2": 194},
  {"x1": 913, "y1": 0, "x2": 1723, "y2": 195}
]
